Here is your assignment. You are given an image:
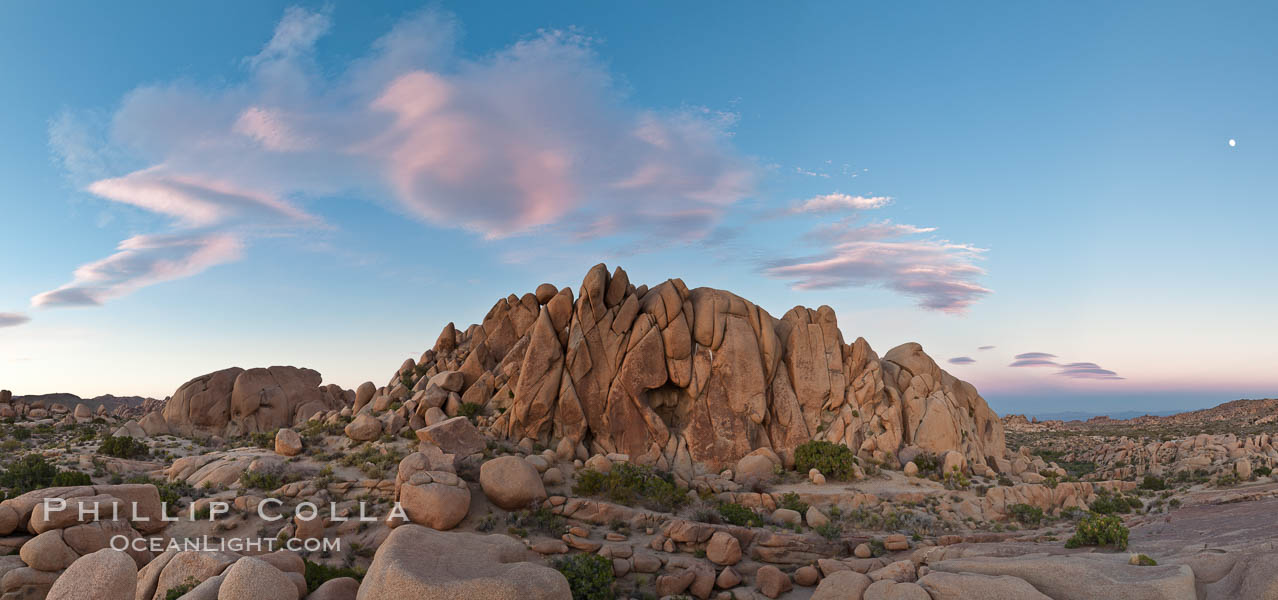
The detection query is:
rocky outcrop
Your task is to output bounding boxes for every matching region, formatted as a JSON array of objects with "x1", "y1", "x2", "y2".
[
  {"x1": 390, "y1": 264, "x2": 1005, "y2": 473},
  {"x1": 159, "y1": 366, "x2": 353, "y2": 437}
]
